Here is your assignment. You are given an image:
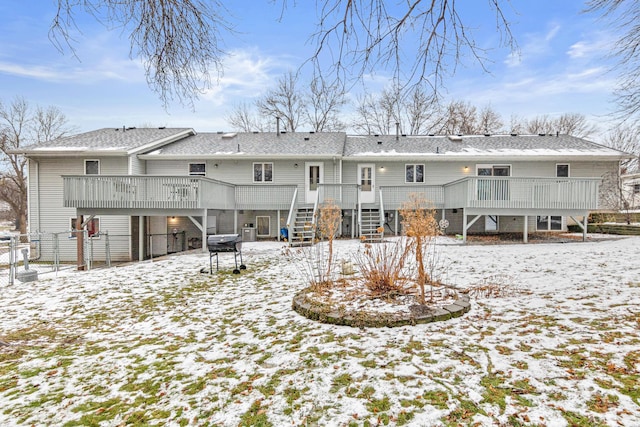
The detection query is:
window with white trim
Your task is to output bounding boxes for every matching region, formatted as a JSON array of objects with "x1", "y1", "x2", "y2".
[
  {"x1": 189, "y1": 163, "x2": 206, "y2": 176},
  {"x1": 556, "y1": 164, "x2": 570, "y2": 178},
  {"x1": 70, "y1": 217, "x2": 100, "y2": 239},
  {"x1": 405, "y1": 164, "x2": 425, "y2": 183},
  {"x1": 85, "y1": 159, "x2": 100, "y2": 175},
  {"x1": 253, "y1": 163, "x2": 273, "y2": 182}
]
